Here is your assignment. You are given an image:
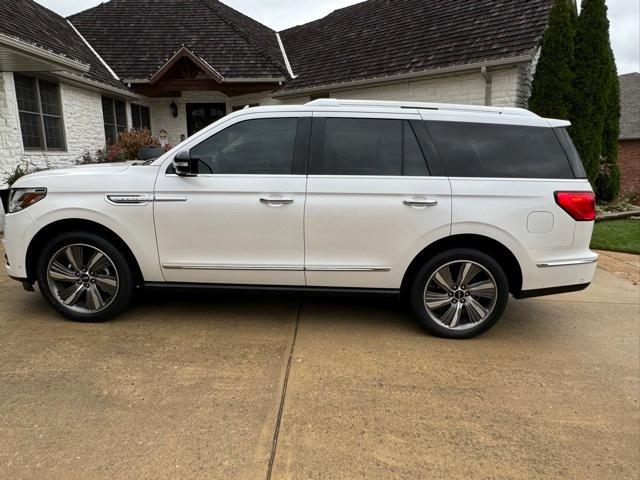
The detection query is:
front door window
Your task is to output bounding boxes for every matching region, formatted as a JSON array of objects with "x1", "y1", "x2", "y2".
[{"x1": 186, "y1": 103, "x2": 226, "y2": 137}]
